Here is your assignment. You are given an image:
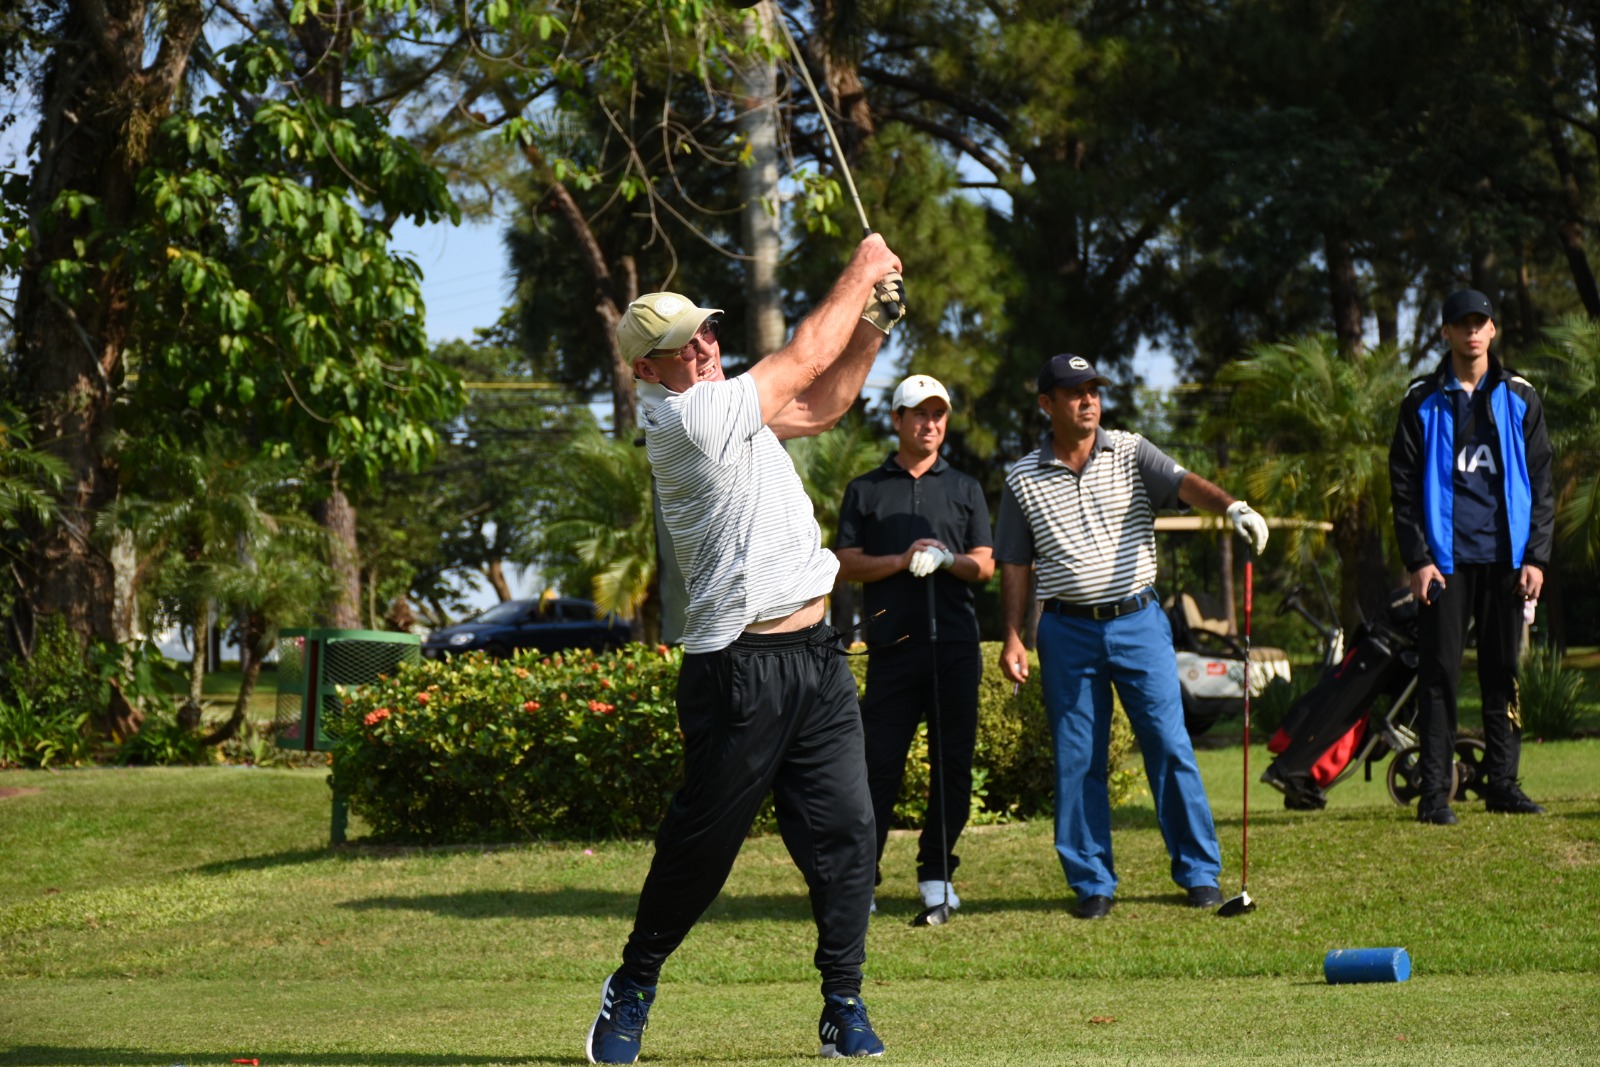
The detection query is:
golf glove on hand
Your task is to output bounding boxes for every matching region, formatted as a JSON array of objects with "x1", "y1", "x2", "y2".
[
  {"x1": 909, "y1": 545, "x2": 955, "y2": 577},
  {"x1": 861, "y1": 271, "x2": 907, "y2": 334},
  {"x1": 1226, "y1": 501, "x2": 1269, "y2": 555}
]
